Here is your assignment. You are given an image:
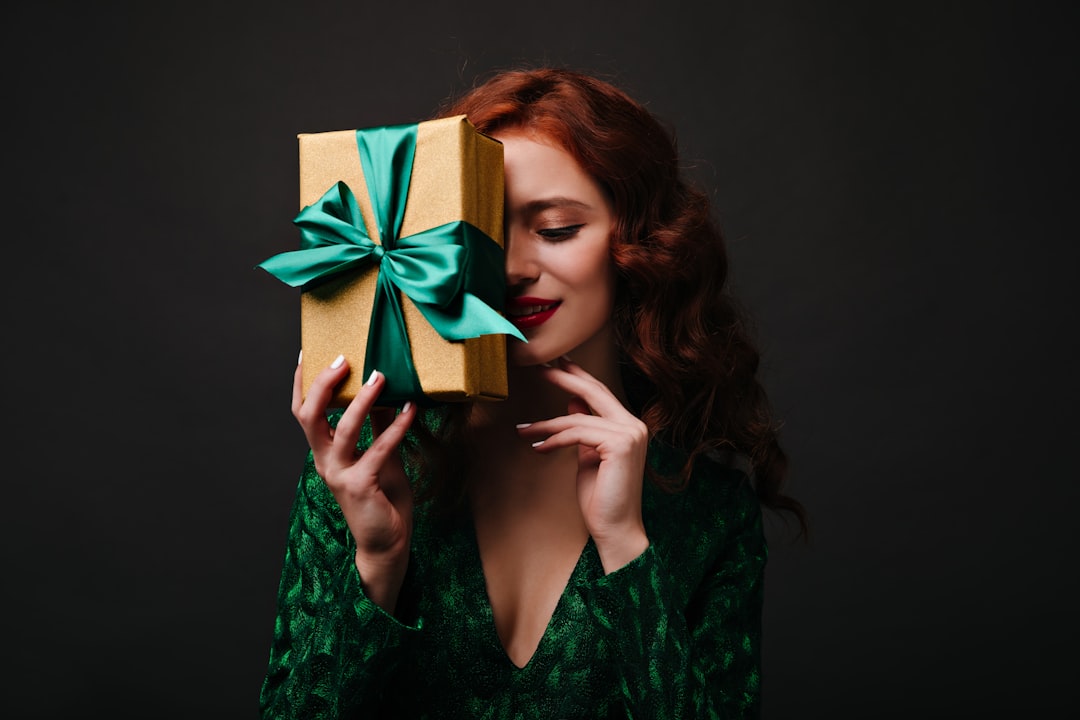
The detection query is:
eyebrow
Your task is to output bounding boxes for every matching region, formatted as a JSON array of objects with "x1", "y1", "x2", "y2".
[{"x1": 518, "y1": 197, "x2": 593, "y2": 215}]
